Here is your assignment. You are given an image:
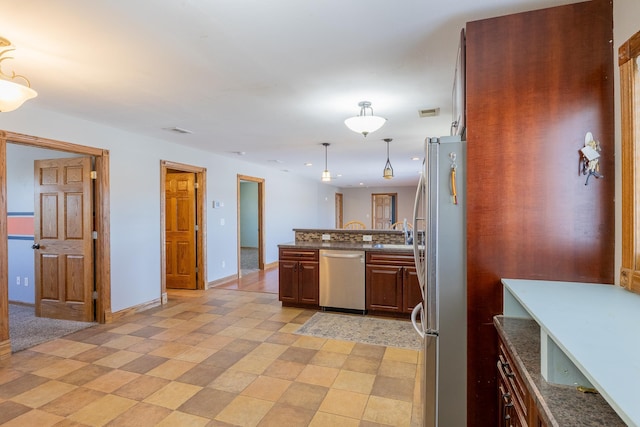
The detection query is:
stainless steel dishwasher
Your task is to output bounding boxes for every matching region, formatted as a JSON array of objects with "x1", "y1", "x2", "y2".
[{"x1": 319, "y1": 249, "x2": 365, "y2": 313}]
